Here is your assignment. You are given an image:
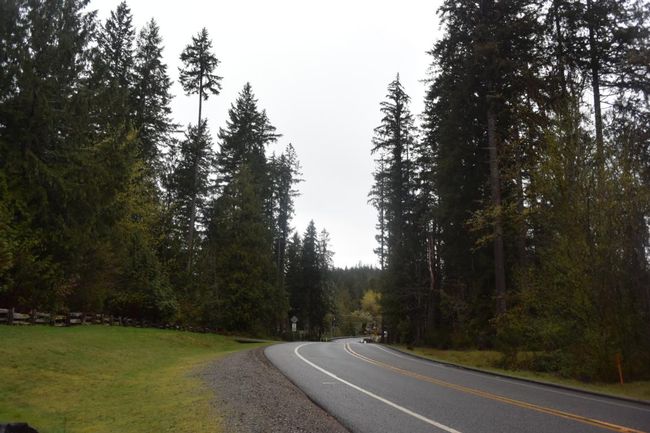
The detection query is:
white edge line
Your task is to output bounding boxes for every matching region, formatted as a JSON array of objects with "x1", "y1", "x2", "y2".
[
  {"x1": 294, "y1": 343, "x2": 463, "y2": 433},
  {"x1": 370, "y1": 344, "x2": 650, "y2": 413}
]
